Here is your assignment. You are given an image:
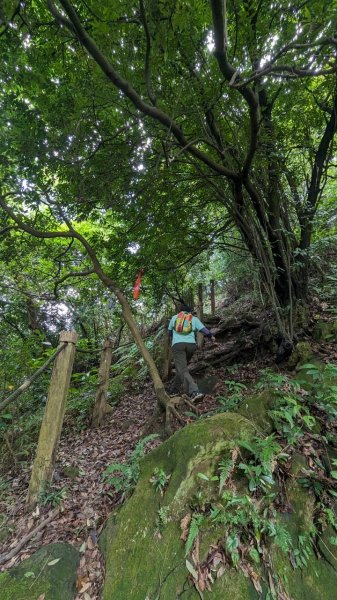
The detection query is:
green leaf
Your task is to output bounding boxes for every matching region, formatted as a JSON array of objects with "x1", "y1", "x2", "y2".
[
  {"x1": 249, "y1": 548, "x2": 261, "y2": 564},
  {"x1": 47, "y1": 558, "x2": 61, "y2": 566},
  {"x1": 185, "y1": 559, "x2": 198, "y2": 579},
  {"x1": 197, "y1": 473, "x2": 209, "y2": 481}
]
